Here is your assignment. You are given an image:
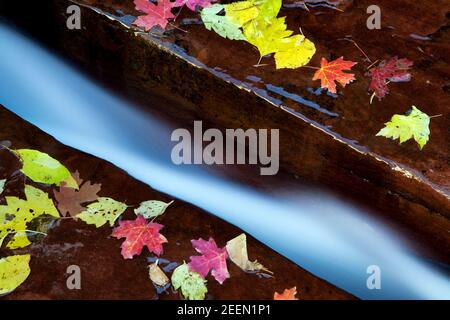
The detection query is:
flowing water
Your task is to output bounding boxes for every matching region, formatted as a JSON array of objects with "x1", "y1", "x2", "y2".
[{"x1": 1, "y1": 24, "x2": 449, "y2": 299}]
